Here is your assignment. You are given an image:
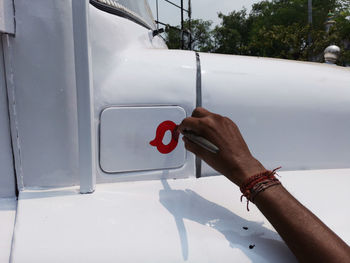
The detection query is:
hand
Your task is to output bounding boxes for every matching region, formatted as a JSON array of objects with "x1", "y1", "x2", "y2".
[{"x1": 178, "y1": 107, "x2": 266, "y2": 186}]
